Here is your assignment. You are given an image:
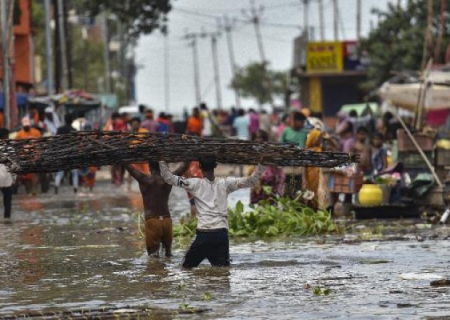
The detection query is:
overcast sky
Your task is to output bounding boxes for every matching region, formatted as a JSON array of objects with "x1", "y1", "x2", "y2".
[{"x1": 135, "y1": 0, "x2": 396, "y2": 116}]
